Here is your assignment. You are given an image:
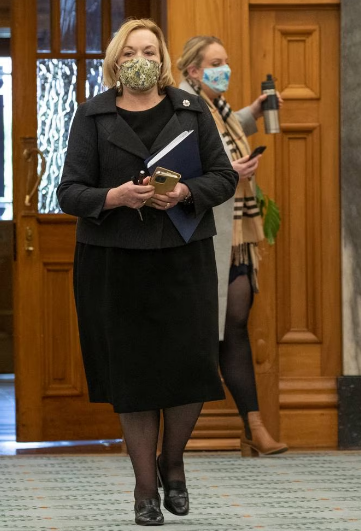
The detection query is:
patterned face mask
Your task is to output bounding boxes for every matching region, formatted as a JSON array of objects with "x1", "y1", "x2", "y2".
[
  {"x1": 116, "y1": 57, "x2": 162, "y2": 92},
  {"x1": 202, "y1": 64, "x2": 231, "y2": 93}
]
